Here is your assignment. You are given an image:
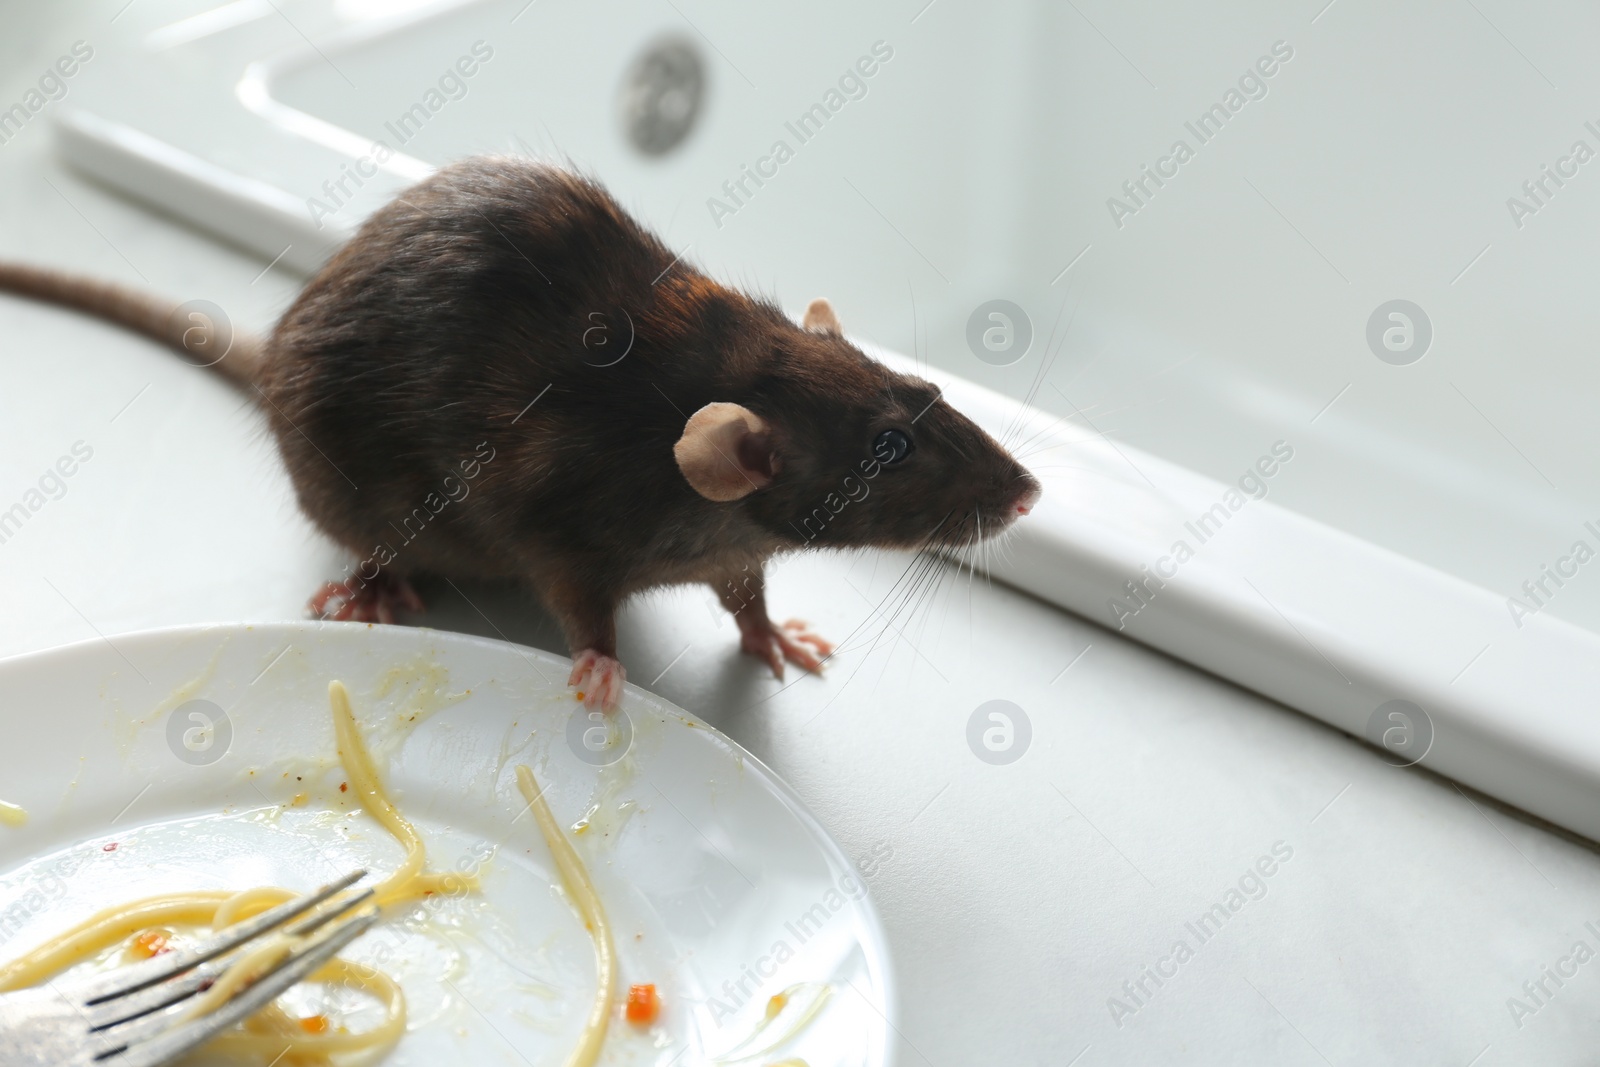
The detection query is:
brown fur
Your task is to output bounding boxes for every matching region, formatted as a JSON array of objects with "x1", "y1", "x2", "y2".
[{"x1": 0, "y1": 157, "x2": 1039, "y2": 665}]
